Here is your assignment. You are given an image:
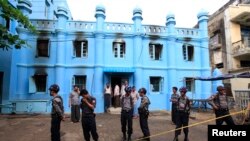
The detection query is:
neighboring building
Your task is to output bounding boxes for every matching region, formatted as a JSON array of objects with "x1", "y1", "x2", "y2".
[
  {"x1": 208, "y1": 0, "x2": 250, "y2": 97},
  {"x1": 0, "y1": 0, "x2": 211, "y2": 113}
]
